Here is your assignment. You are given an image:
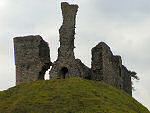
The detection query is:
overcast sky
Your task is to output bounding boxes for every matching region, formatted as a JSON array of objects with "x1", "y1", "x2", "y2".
[{"x1": 0, "y1": 0, "x2": 150, "y2": 110}]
